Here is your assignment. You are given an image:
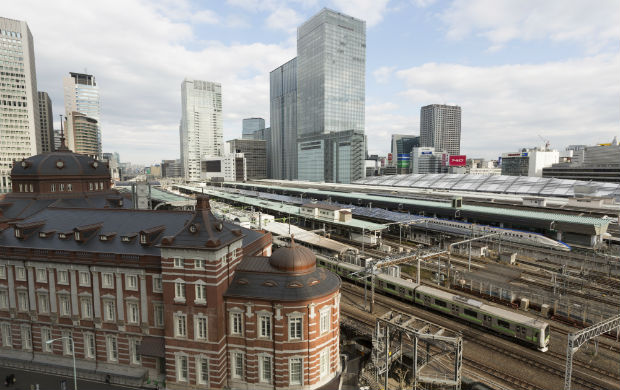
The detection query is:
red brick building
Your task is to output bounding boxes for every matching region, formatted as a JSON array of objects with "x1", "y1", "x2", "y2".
[{"x1": 0, "y1": 148, "x2": 341, "y2": 389}]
